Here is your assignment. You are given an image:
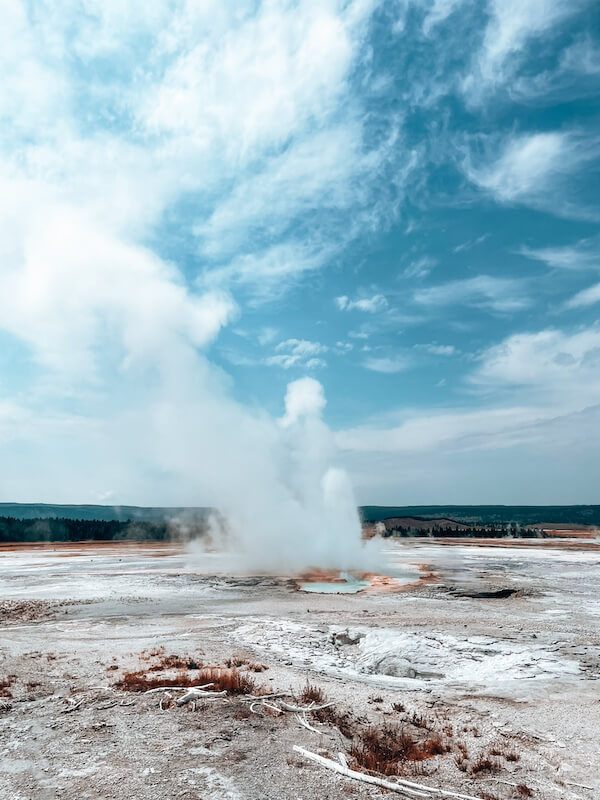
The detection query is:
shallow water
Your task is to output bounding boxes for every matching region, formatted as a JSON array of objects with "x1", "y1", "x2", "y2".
[
  {"x1": 299, "y1": 580, "x2": 369, "y2": 594},
  {"x1": 299, "y1": 570, "x2": 370, "y2": 593}
]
